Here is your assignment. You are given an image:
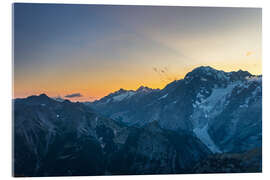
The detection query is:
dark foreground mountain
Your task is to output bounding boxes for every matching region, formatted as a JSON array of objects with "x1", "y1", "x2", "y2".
[
  {"x1": 13, "y1": 66, "x2": 262, "y2": 176},
  {"x1": 14, "y1": 94, "x2": 211, "y2": 176},
  {"x1": 193, "y1": 147, "x2": 262, "y2": 173}
]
